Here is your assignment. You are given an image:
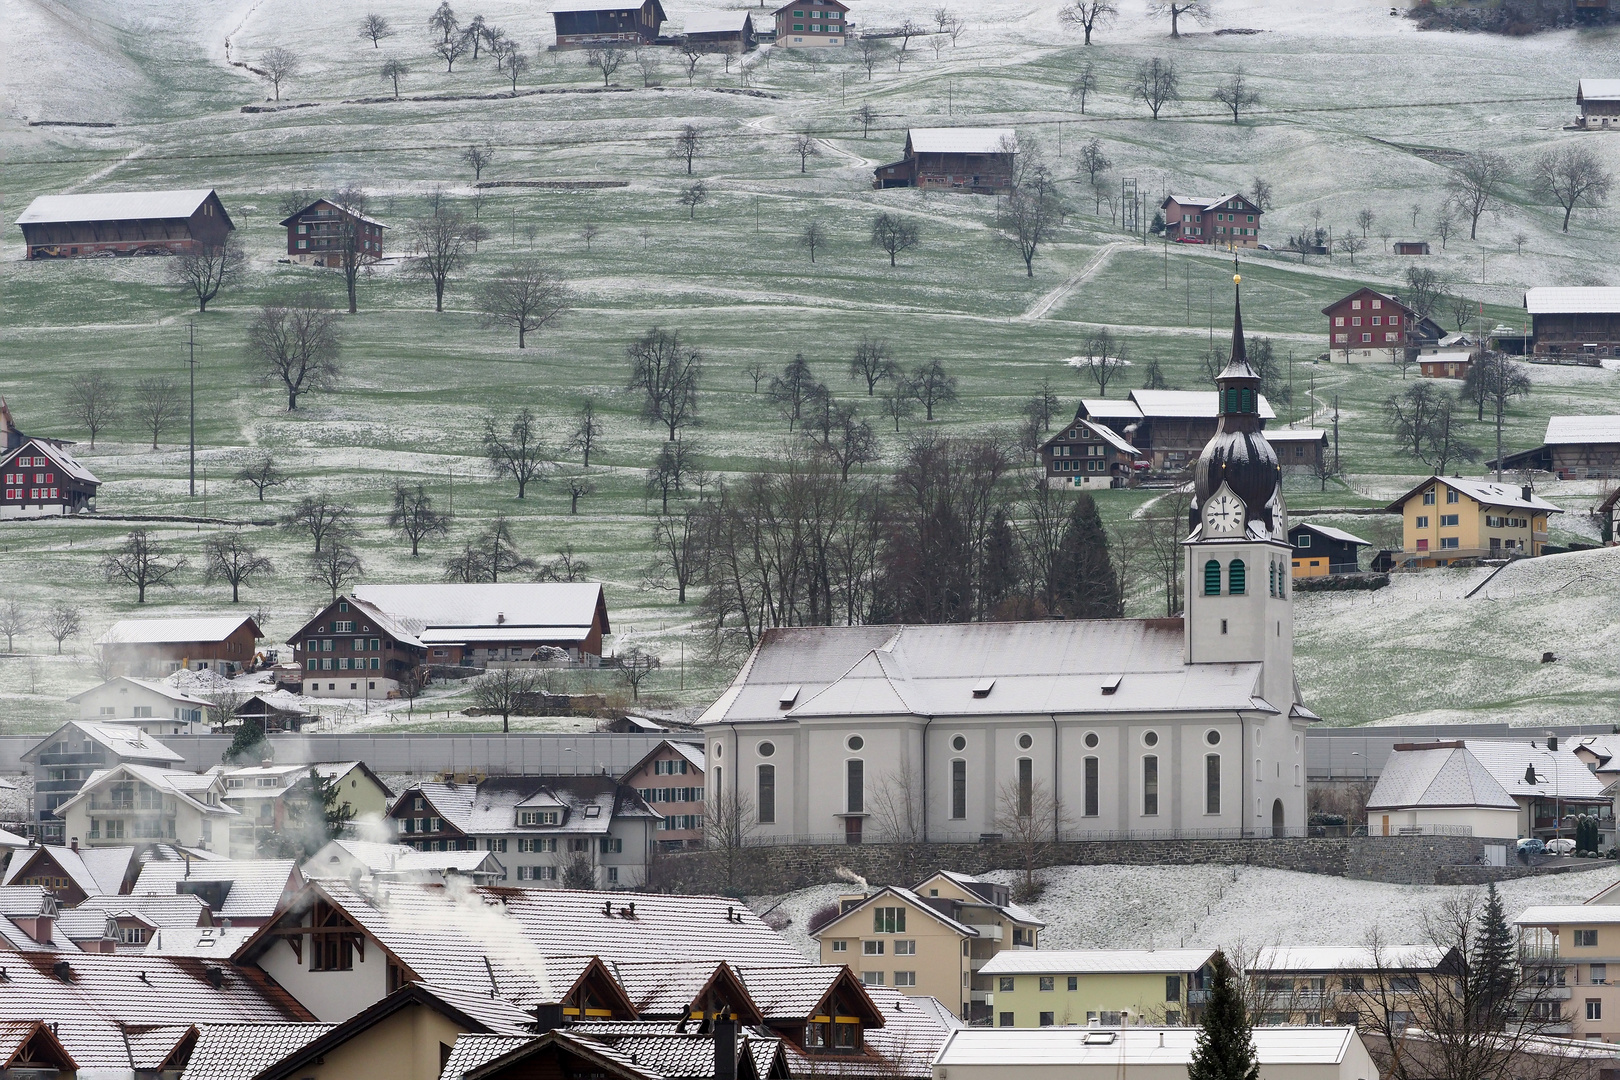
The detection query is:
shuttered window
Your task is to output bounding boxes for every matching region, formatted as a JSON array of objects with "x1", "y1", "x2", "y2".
[
  {"x1": 1229, "y1": 560, "x2": 1246, "y2": 595},
  {"x1": 1204, "y1": 560, "x2": 1222, "y2": 596}
]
